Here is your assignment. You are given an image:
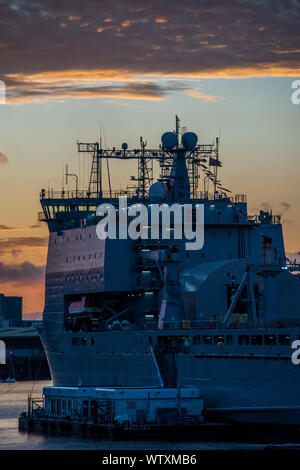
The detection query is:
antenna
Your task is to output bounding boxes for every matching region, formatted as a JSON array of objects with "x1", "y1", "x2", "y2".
[
  {"x1": 214, "y1": 135, "x2": 219, "y2": 198},
  {"x1": 175, "y1": 115, "x2": 180, "y2": 138},
  {"x1": 65, "y1": 164, "x2": 79, "y2": 196},
  {"x1": 99, "y1": 121, "x2": 102, "y2": 150}
]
